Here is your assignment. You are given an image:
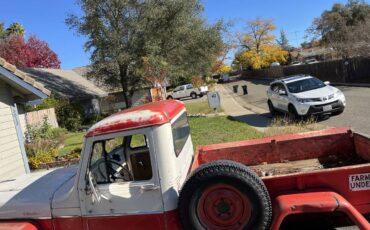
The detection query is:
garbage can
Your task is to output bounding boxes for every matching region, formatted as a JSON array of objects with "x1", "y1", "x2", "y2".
[
  {"x1": 242, "y1": 85, "x2": 248, "y2": 95},
  {"x1": 233, "y1": 85, "x2": 239, "y2": 93}
]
